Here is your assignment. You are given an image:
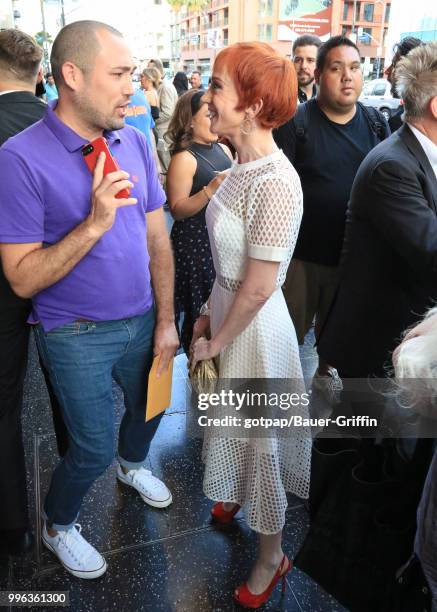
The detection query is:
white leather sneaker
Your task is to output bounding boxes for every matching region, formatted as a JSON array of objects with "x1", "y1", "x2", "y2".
[
  {"x1": 117, "y1": 465, "x2": 172, "y2": 508},
  {"x1": 42, "y1": 523, "x2": 107, "y2": 579}
]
